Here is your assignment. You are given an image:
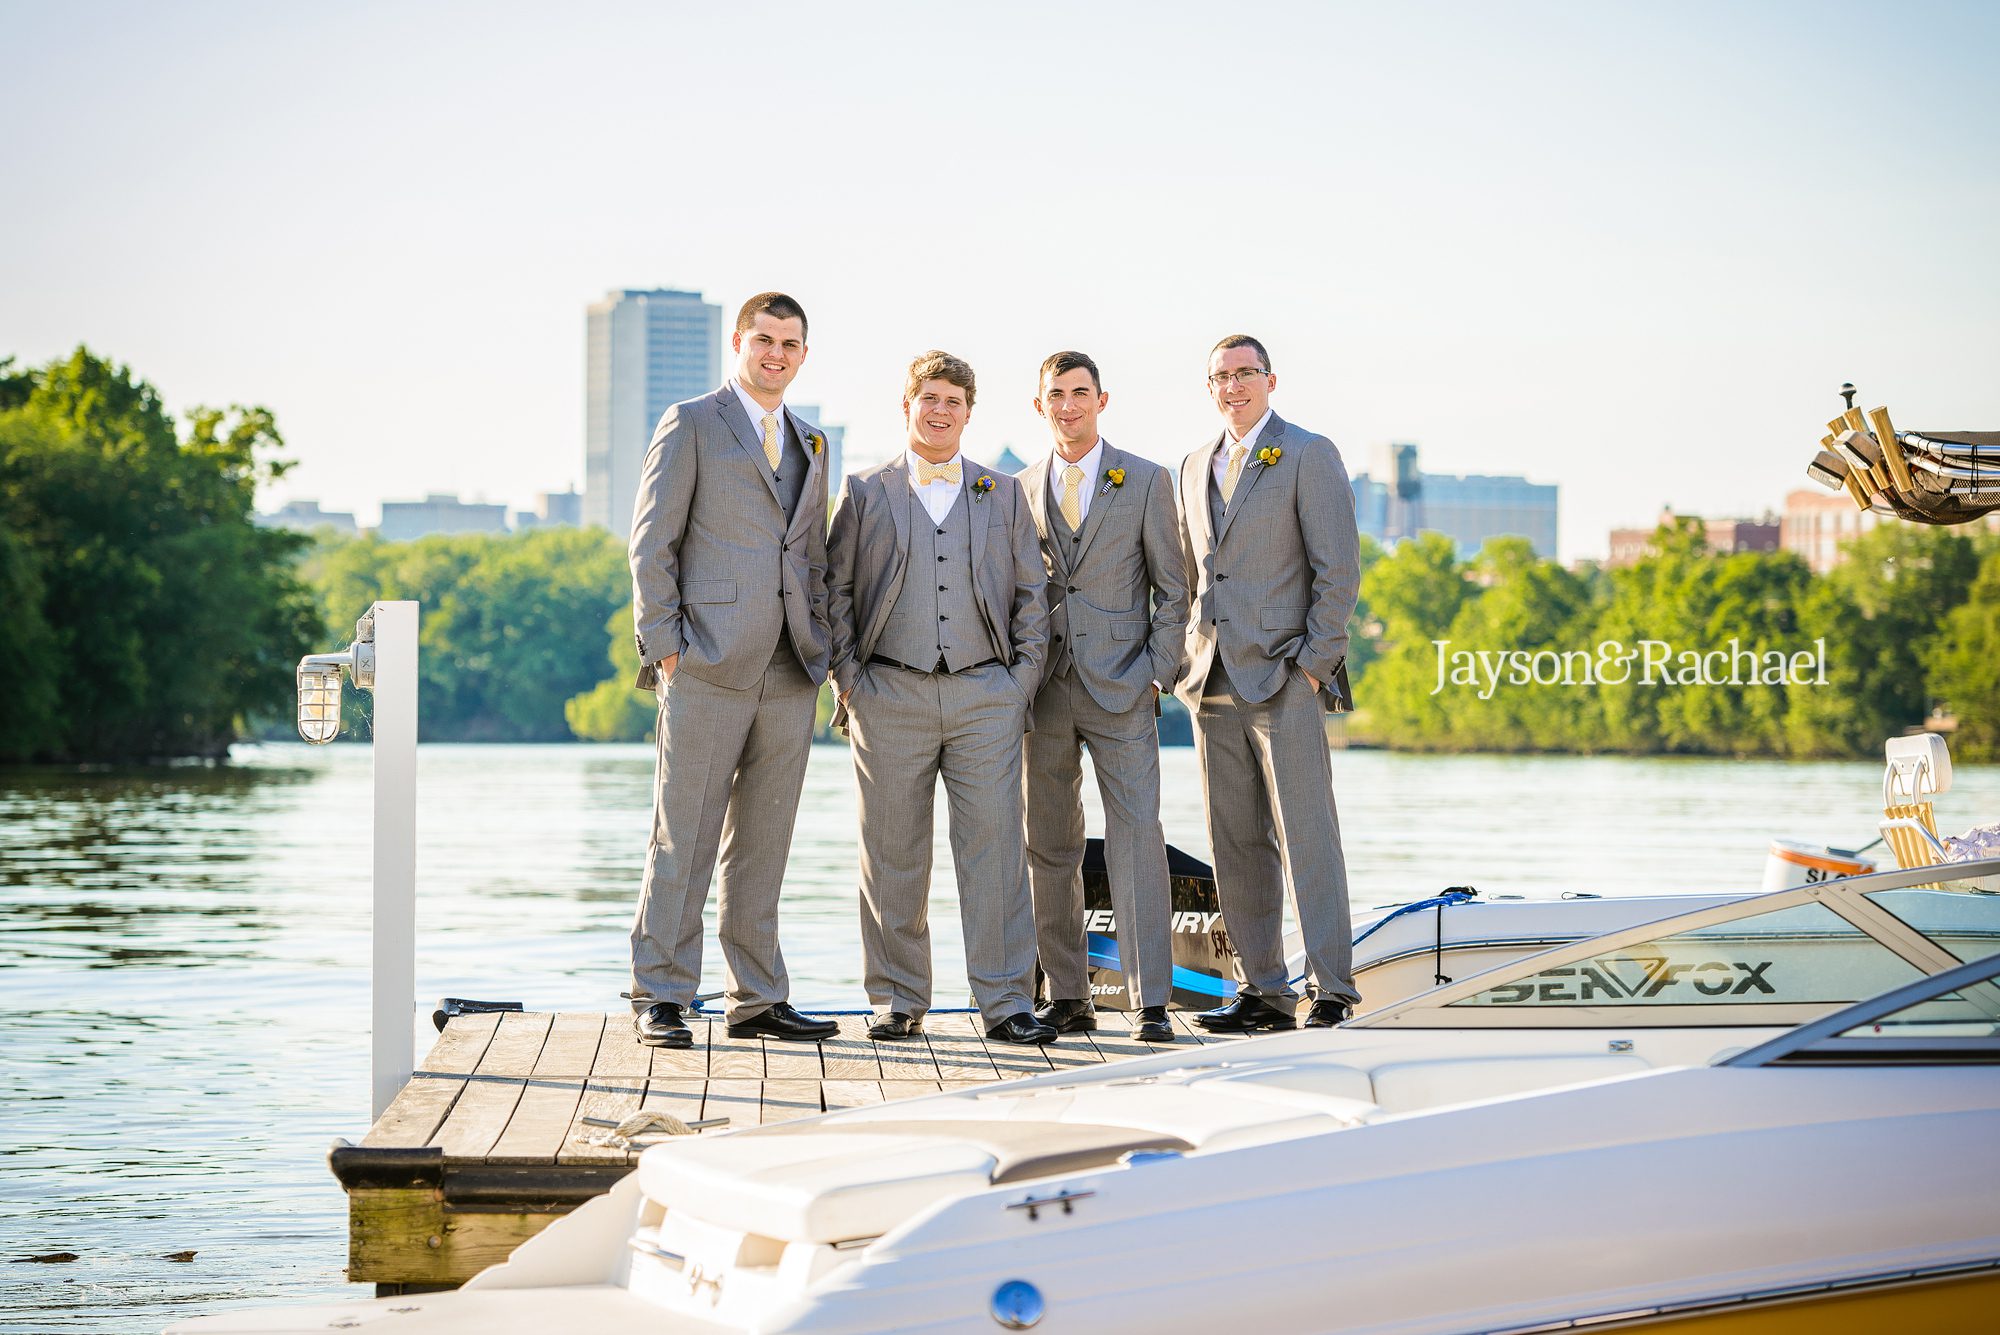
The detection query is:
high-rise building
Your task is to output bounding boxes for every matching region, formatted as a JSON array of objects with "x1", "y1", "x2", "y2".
[
  {"x1": 378, "y1": 494, "x2": 509, "y2": 541},
  {"x1": 255, "y1": 499, "x2": 358, "y2": 536},
  {"x1": 584, "y1": 288, "x2": 723, "y2": 535},
  {"x1": 1349, "y1": 441, "x2": 1558, "y2": 560}
]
